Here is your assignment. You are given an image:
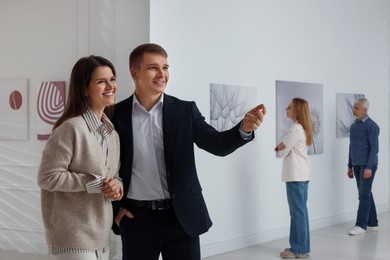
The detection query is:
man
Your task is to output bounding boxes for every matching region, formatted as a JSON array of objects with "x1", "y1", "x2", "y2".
[
  {"x1": 111, "y1": 43, "x2": 266, "y2": 260},
  {"x1": 347, "y1": 97, "x2": 379, "y2": 236}
]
